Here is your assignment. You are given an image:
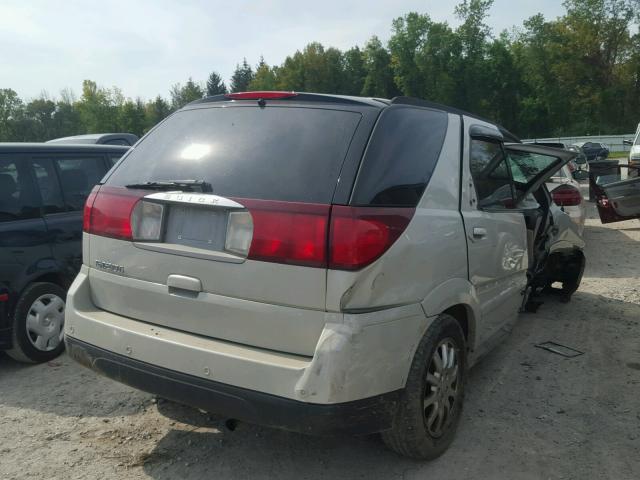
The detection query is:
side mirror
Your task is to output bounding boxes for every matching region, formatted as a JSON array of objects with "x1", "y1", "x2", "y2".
[
  {"x1": 469, "y1": 124, "x2": 504, "y2": 142},
  {"x1": 573, "y1": 170, "x2": 589, "y2": 181},
  {"x1": 623, "y1": 139, "x2": 633, "y2": 146}
]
